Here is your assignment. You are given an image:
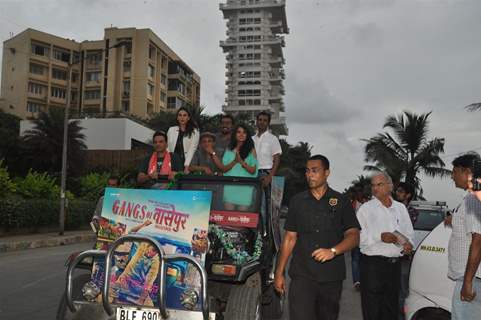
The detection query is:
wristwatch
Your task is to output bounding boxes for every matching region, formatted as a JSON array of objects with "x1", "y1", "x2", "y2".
[
  {"x1": 211, "y1": 151, "x2": 216, "y2": 156},
  {"x1": 330, "y1": 247, "x2": 337, "y2": 256}
]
